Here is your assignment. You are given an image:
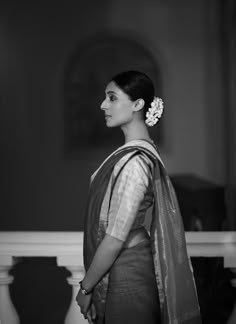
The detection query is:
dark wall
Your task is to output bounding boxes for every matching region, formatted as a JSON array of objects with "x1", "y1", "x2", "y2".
[
  {"x1": 1, "y1": 1, "x2": 110, "y2": 230},
  {"x1": 0, "y1": 0, "x2": 227, "y2": 231}
]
